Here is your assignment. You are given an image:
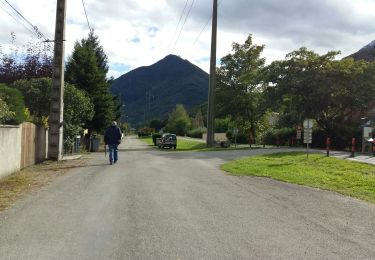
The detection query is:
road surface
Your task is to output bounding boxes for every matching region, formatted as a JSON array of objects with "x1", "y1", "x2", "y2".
[{"x1": 0, "y1": 136, "x2": 374, "y2": 259}]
